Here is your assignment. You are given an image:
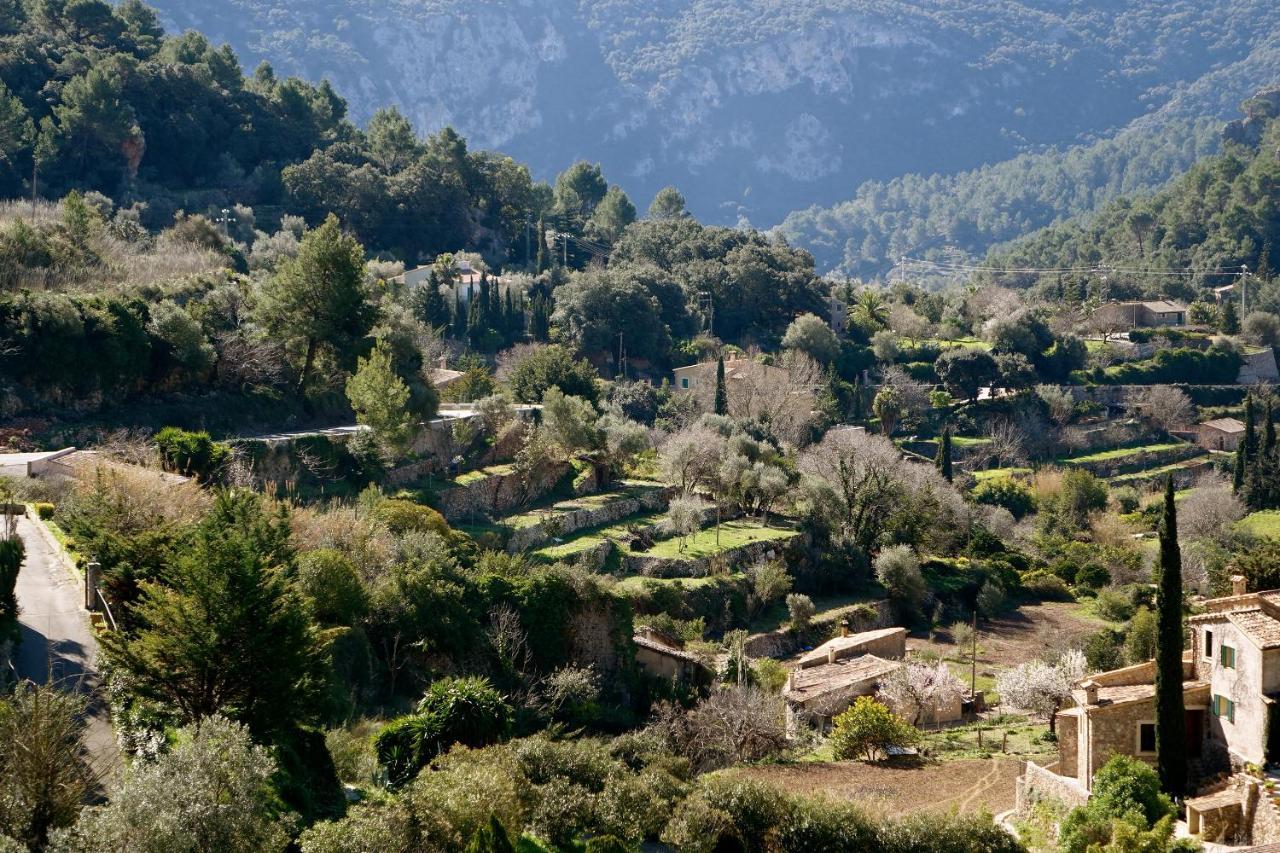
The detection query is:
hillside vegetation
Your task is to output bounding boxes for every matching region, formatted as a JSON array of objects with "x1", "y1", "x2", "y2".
[{"x1": 145, "y1": 0, "x2": 1280, "y2": 224}]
